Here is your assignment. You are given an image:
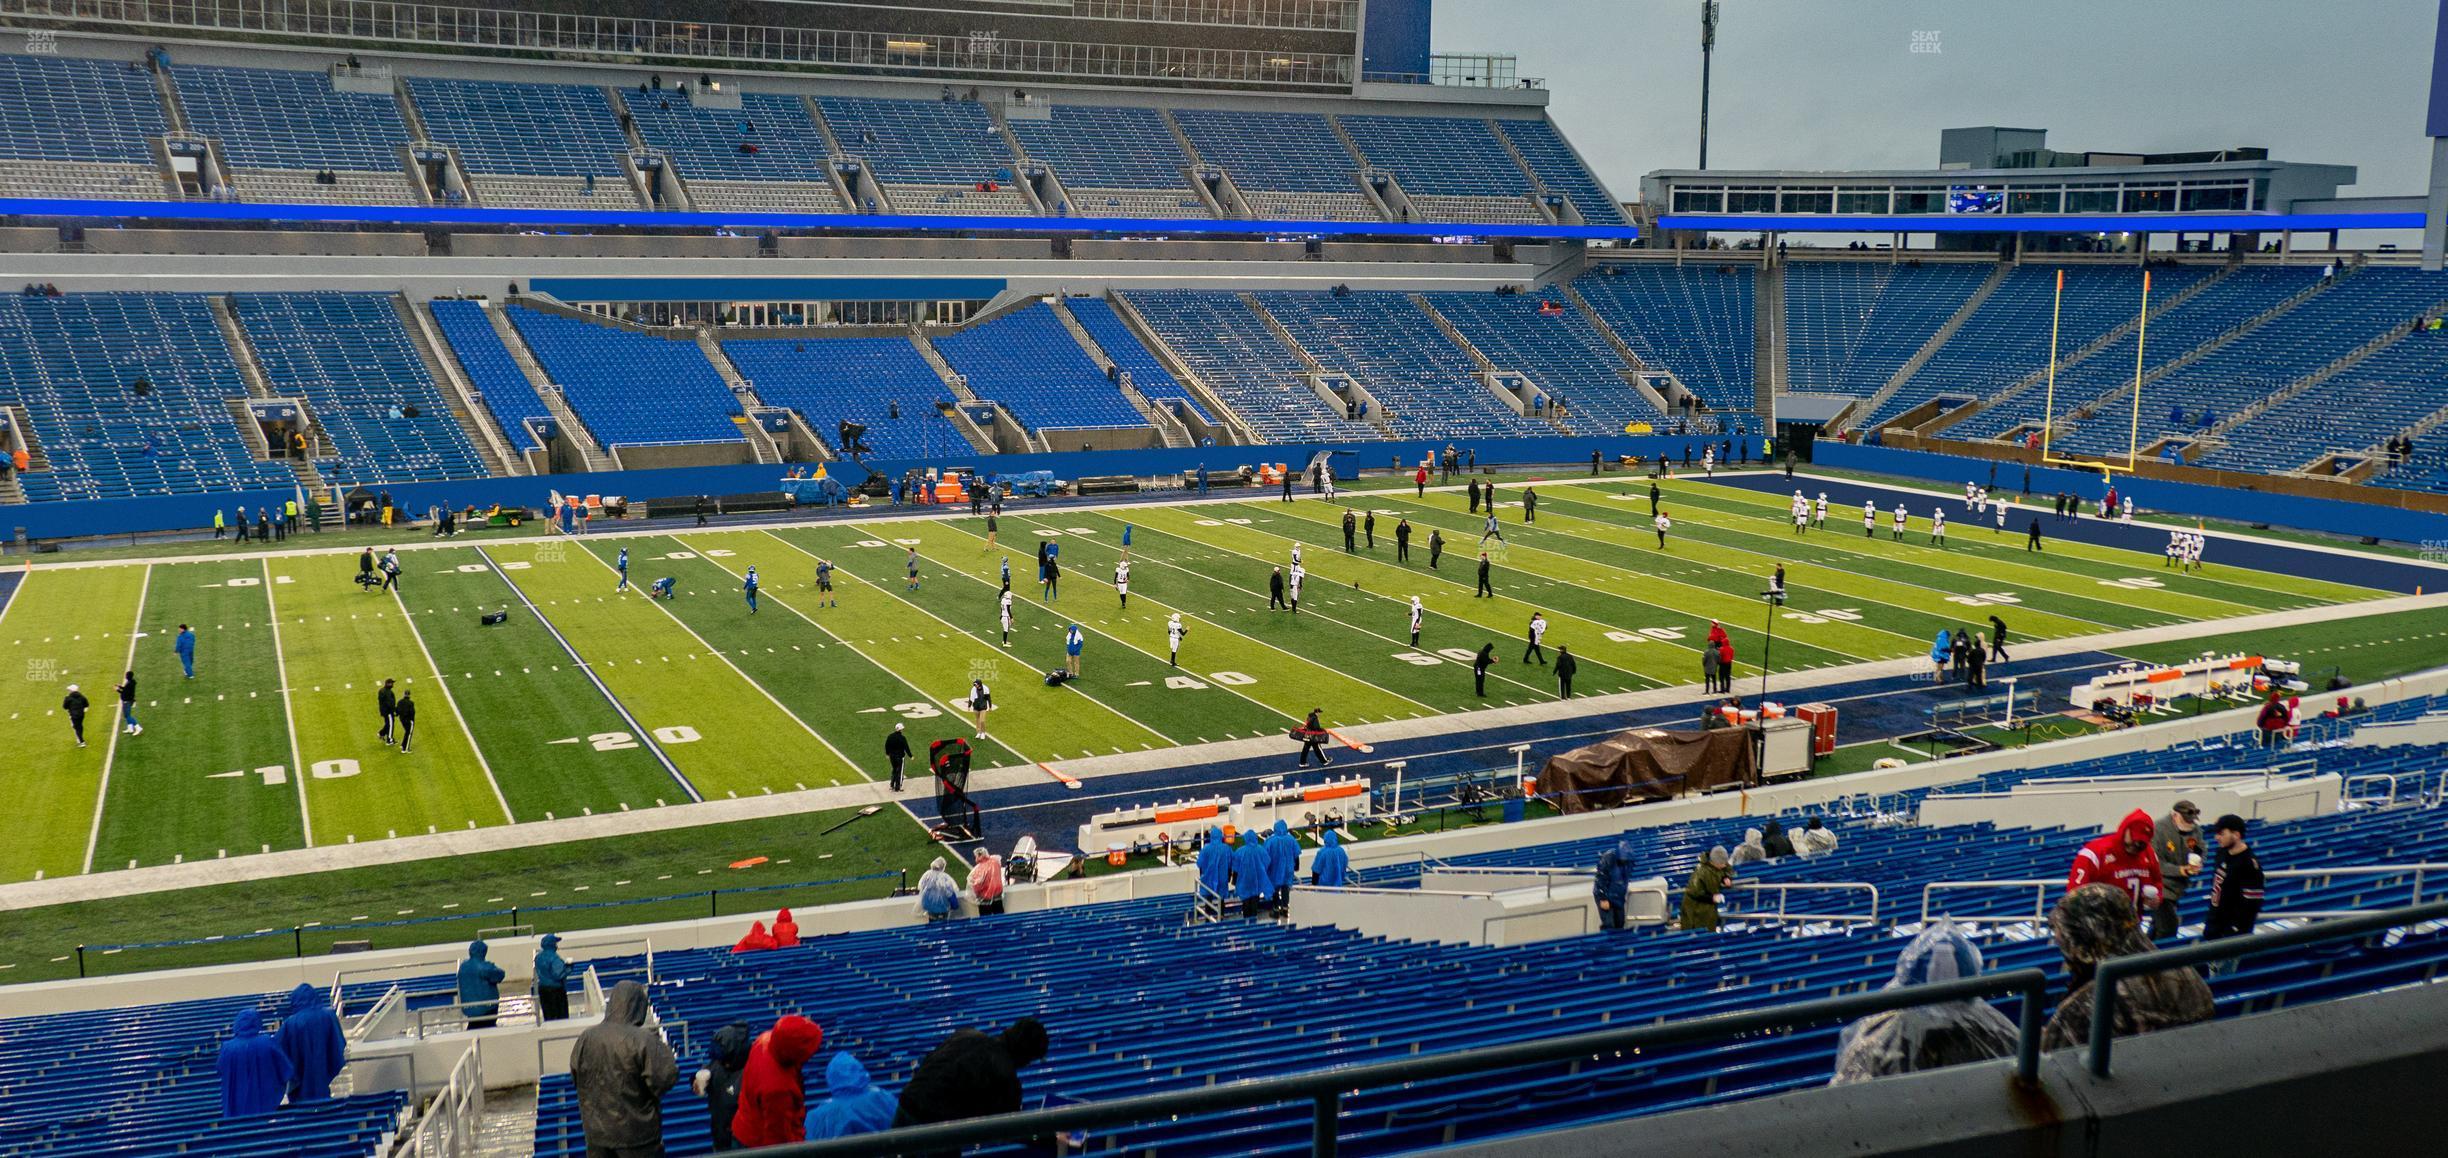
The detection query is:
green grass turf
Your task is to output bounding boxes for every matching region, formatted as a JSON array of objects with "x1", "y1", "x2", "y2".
[
  {"x1": 394, "y1": 547, "x2": 681, "y2": 819},
  {"x1": 2, "y1": 478, "x2": 2415, "y2": 892},
  {"x1": 91, "y1": 559, "x2": 306, "y2": 870},
  {"x1": 486, "y1": 539, "x2": 861, "y2": 800},
  {"x1": 0, "y1": 804, "x2": 941, "y2": 983},
  {"x1": 1796, "y1": 463, "x2": 2436, "y2": 556},
  {"x1": 268, "y1": 552, "x2": 511, "y2": 844},
  {"x1": 2114, "y1": 603, "x2": 2448, "y2": 682},
  {"x1": 2, "y1": 564, "x2": 148, "y2": 880}
]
